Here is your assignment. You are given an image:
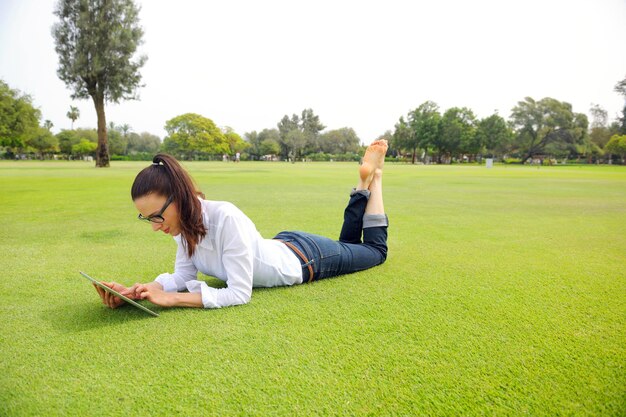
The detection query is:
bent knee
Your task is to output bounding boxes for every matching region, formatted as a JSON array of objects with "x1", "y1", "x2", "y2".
[{"x1": 374, "y1": 244, "x2": 388, "y2": 264}]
